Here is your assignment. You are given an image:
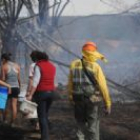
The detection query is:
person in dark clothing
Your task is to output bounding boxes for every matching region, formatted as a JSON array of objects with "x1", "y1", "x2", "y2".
[{"x1": 27, "y1": 51, "x2": 56, "y2": 140}]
